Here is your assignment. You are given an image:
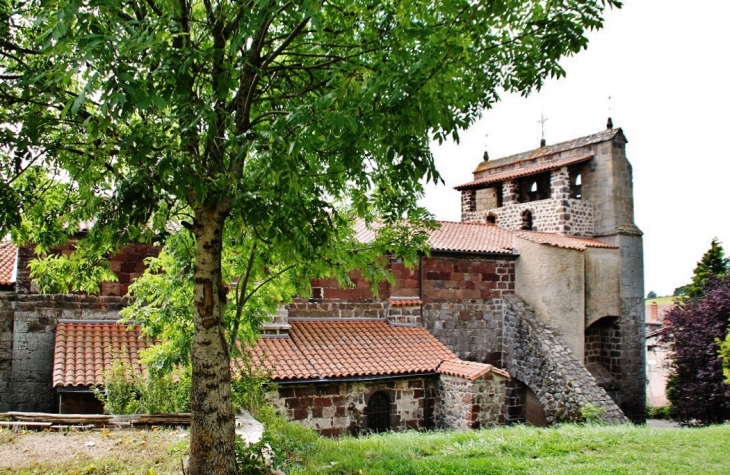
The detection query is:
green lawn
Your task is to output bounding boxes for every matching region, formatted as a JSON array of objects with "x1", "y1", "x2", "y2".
[
  {"x1": 274, "y1": 422, "x2": 730, "y2": 475},
  {"x1": 646, "y1": 296, "x2": 676, "y2": 306},
  {"x1": 2, "y1": 421, "x2": 729, "y2": 474}
]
